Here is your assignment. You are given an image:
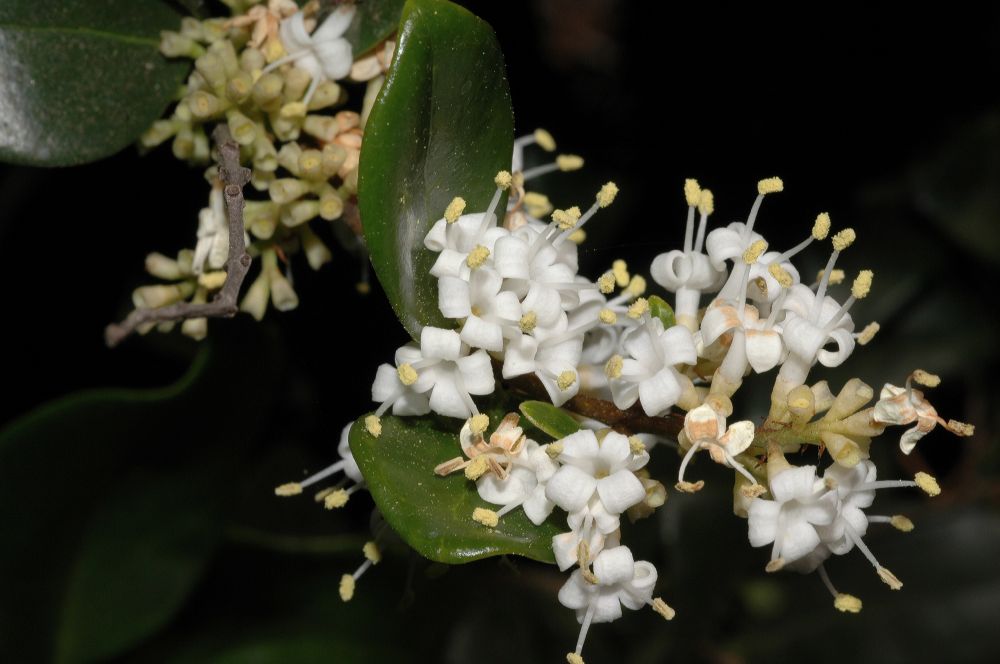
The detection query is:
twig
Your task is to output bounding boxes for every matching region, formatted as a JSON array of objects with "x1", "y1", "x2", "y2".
[{"x1": 105, "y1": 126, "x2": 253, "y2": 348}]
